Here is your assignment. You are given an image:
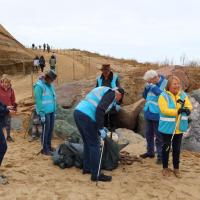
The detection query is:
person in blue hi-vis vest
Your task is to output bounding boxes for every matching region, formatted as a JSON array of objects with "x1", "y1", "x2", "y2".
[
  {"x1": 140, "y1": 70, "x2": 168, "y2": 165},
  {"x1": 74, "y1": 86, "x2": 124, "y2": 182},
  {"x1": 34, "y1": 70, "x2": 57, "y2": 156},
  {"x1": 96, "y1": 64, "x2": 120, "y2": 131},
  {"x1": 158, "y1": 75, "x2": 192, "y2": 178}
]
